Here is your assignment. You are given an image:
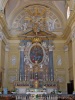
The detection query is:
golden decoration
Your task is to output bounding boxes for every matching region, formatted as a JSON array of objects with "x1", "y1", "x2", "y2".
[
  {"x1": 31, "y1": 37, "x2": 42, "y2": 43},
  {"x1": 34, "y1": 80, "x2": 39, "y2": 88}
]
